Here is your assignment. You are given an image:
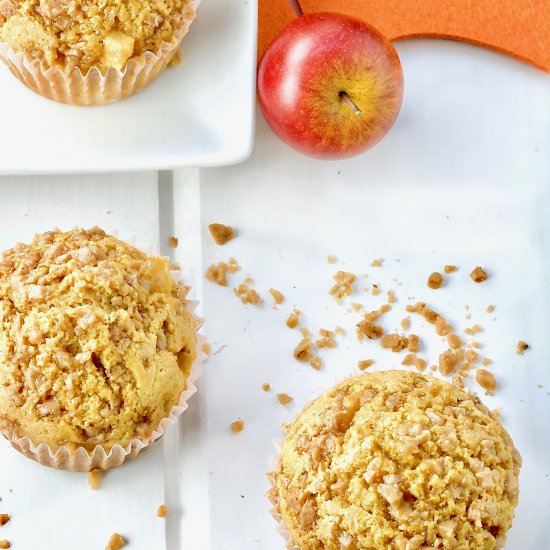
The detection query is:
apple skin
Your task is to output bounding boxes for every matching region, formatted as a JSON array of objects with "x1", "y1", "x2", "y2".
[{"x1": 257, "y1": 13, "x2": 404, "y2": 160}]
